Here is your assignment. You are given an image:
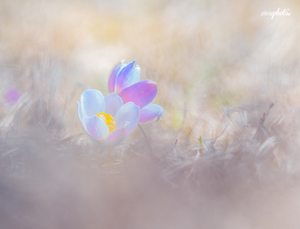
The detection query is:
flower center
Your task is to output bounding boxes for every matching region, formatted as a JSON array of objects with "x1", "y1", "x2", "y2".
[{"x1": 96, "y1": 112, "x2": 116, "y2": 133}]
